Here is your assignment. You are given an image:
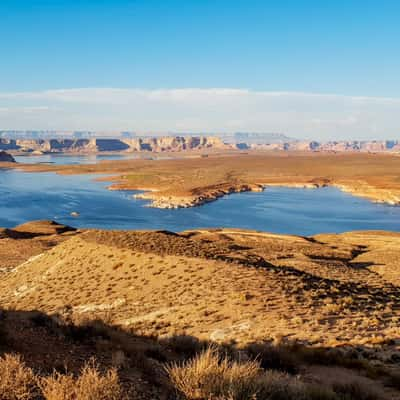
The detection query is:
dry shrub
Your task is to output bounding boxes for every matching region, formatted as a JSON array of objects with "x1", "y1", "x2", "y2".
[
  {"x1": 39, "y1": 373, "x2": 75, "y2": 400},
  {"x1": 245, "y1": 343, "x2": 298, "y2": 374},
  {"x1": 166, "y1": 347, "x2": 347, "y2": 400},
  {"x1": 162, "y1": 334, "x2": 206, "y2": 358},
  {"x1": 39, "y1": 360, "x2": 124, "y2": 400},
  {"x1": 166, "y1": 346, "x2": 261, "y2": 400},
  {"x1": 0, "y1": 353, "x2": 37, "y2": 400}
]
